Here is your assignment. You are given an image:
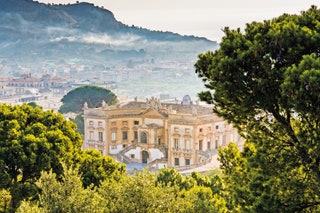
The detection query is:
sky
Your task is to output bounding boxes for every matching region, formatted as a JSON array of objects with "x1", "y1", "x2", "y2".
[{"x1": 38, "y1": 0, "x2": 320, "y2": 41}]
